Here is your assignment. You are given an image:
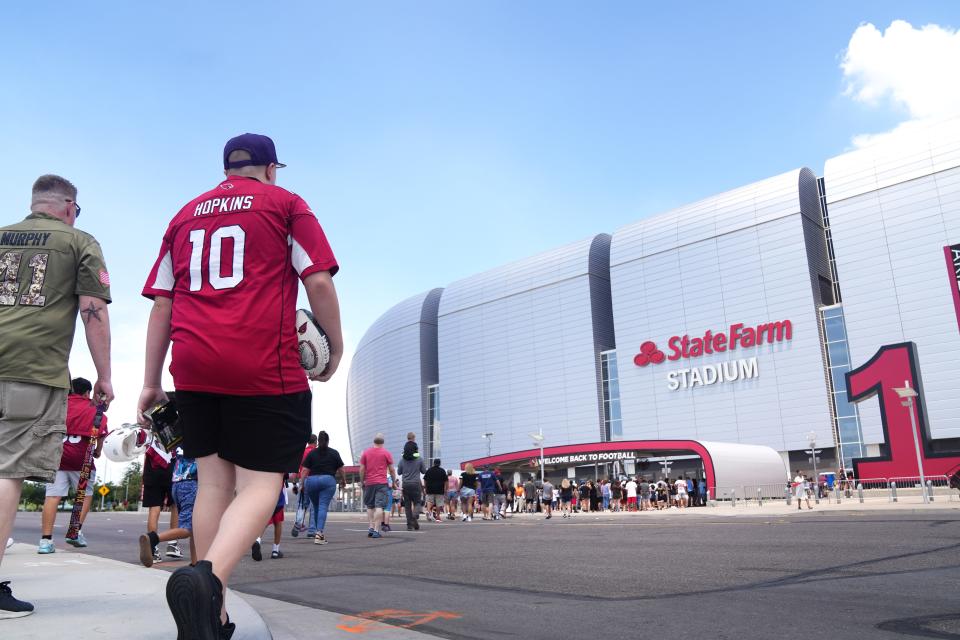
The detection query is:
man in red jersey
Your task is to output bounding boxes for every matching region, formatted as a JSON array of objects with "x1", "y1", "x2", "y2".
[{"x1": 138, "y1": 133, "x2": 342, "y2": 640}]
